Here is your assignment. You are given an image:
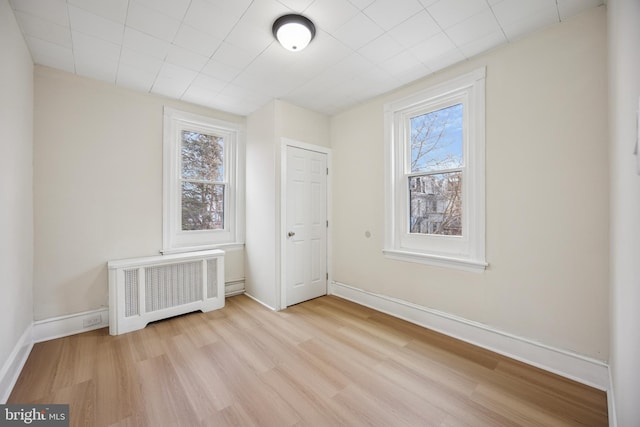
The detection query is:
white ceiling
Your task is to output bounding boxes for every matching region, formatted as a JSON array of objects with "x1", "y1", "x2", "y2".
[{"x1": 10, "y1": 0, "x2": 603, "y2": 116}]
